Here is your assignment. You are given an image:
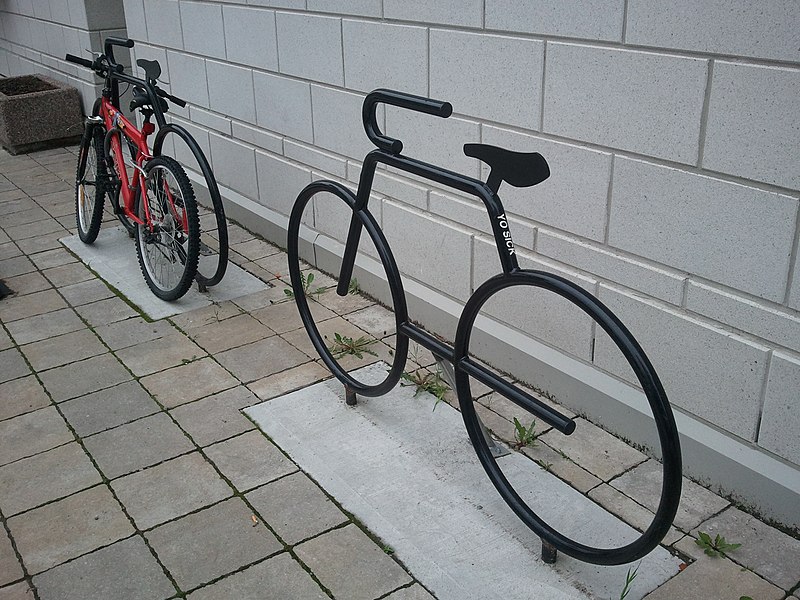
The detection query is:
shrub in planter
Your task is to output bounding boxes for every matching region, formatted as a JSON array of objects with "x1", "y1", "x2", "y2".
[{"x1": 0, "y1": 75, "x2": 83, "y2": 154}]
